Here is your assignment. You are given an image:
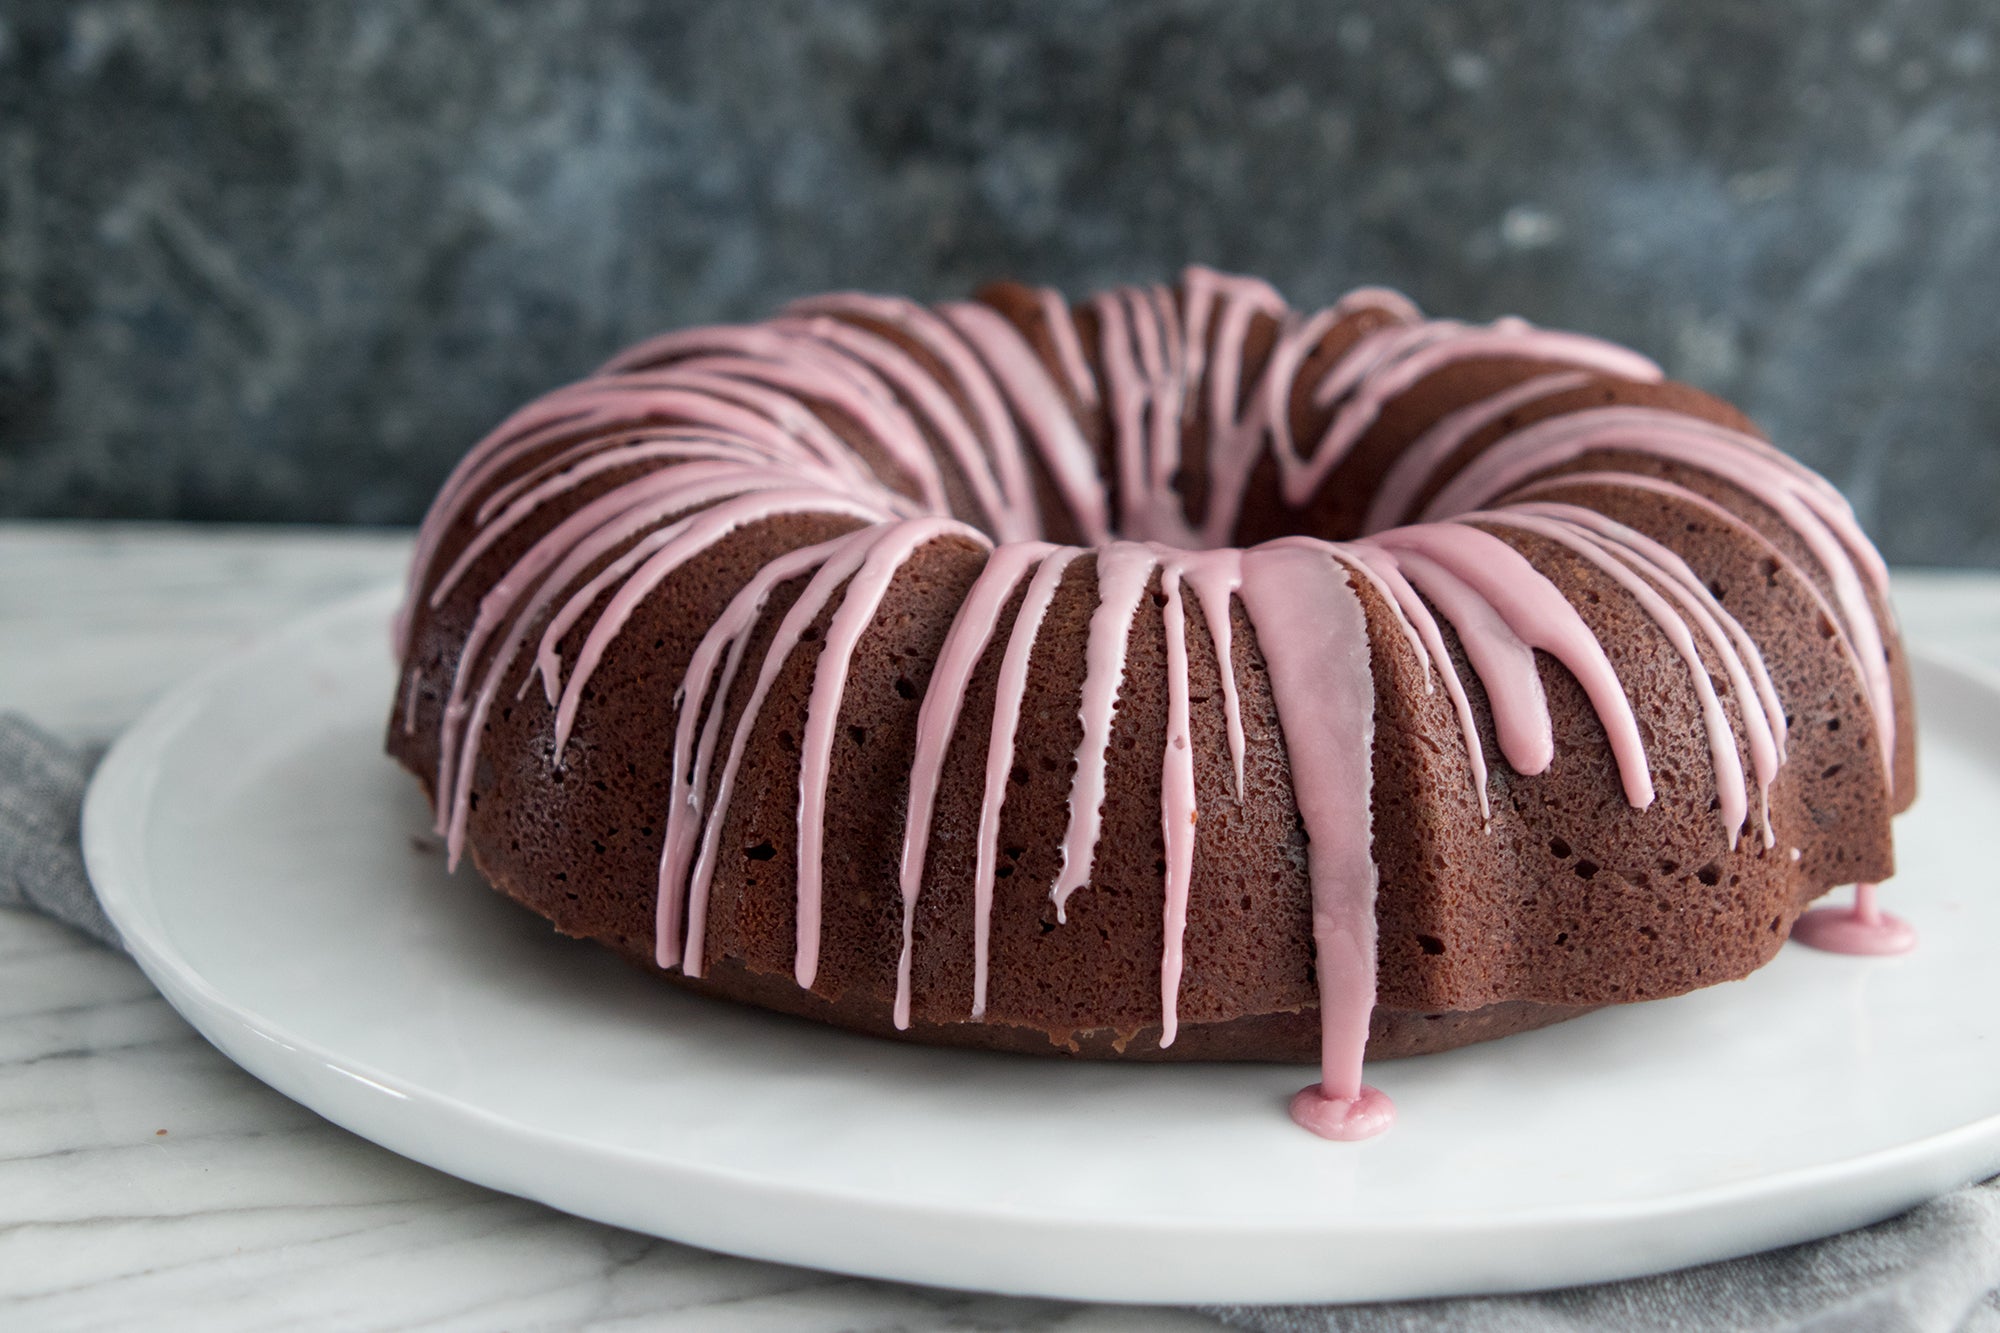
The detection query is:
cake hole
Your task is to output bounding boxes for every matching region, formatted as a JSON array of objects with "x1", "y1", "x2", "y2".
[
  {"x1": 1770, "y1": 915, "x2": 1783, "y2": 933},
  {"x1": 1152, "y1": 589, "x2": 1169, "y2": 608},
  {"x1": 745, "y1": 840, "x2": 776, "y2": 861},
  {"x1": 1638, "y1": 925, "x2": 1657, "y2": 940},
  {"x1": 1554, "y1": 932, "x2": 1570, "y2": 945},
  {"x1": 1821, "y1": 764, "x2": 1843, "y2": 778},
  {"x1": 1695, "y1": 862, "x2": 1722, "y2": 886},
  {"x1": 1415, "y1": 933, "x2": 1445, "y2": 955},
  {"x1": 1011, "y1": 764, "x2": 1030, "y2": 786},
  {"x1": 996, "y1": 865, "x2": 1013, "y2": 878},
  {"x1": 847, "y1": 725, "x2": 869, "y2": 747},
  {"x1": 1827, "y1": 718, "x2": 1841, "y2": 731},
  {"x1": 1659, "y1": 859, "x2": 1678, "y2": 874},
  {"x1": 1548, "y1": 836, "x2": 1572, "y2": 859},
  {"x1": 800, "y1": 627, "x2": 820, "y2": 642},
  {"x1": 894, "y1": 674, "x2": 917, "y2": 699},
  {"x1": 1707, "y1": 579, "x2": 1726, "y2": 602},
  {"x1": 1039, "y1": 919, "x2": 1058, "y2": 935},
  {"x1": 1761, "y1": 557, "x2": 1780, "y2": 586},
  {"x1": 1573, "y1": 859, "x2": 1599, "y2": 880}
]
